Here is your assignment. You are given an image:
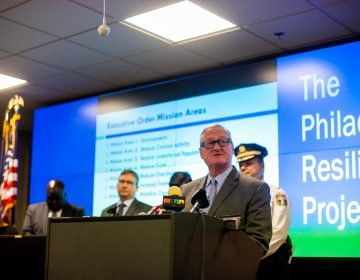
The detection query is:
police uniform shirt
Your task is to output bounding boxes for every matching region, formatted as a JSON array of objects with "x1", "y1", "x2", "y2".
[{"x1": 264, "y1": 183, "x2": 291, "y2": 258}]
